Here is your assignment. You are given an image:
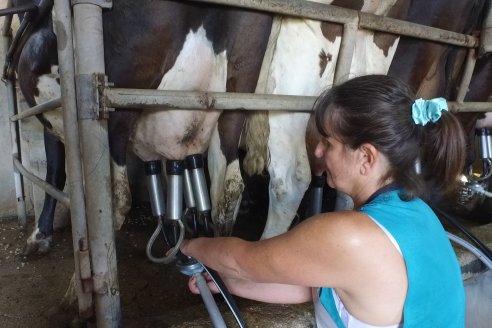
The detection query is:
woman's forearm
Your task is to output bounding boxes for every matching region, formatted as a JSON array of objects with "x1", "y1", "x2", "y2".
[
  {"x1": 225, "y1": 277, "x2": 312, "y2": 304},
  {"x1": 182, "y1": 238, "x2": 312, "y2": 304}
]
